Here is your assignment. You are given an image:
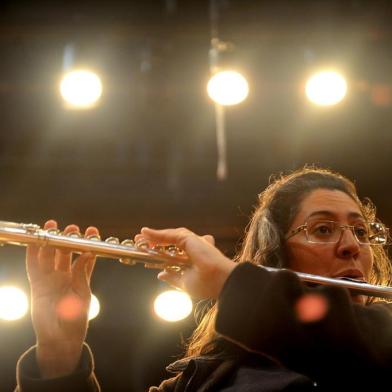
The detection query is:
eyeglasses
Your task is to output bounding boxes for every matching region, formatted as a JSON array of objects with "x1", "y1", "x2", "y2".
[{"x1": 286, "y1": 220, "x2": 389, "y2": 245}]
